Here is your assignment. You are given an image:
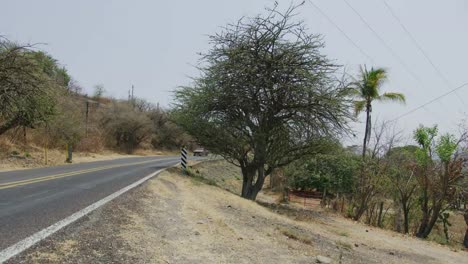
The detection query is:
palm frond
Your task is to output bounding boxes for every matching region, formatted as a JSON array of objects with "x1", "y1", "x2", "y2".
[
  {"x1": 356, "y1": 66, "x2": 388, "y2": 98},
  {"x1": 353, "y1": 100, "x2": 366, "y2": 116},
  {"x1": 346, "y1": 87, "x2": 362, "y2": 97},
  {"x1": 378, "y1": 92, "x2": 406, "y2": 103}
]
